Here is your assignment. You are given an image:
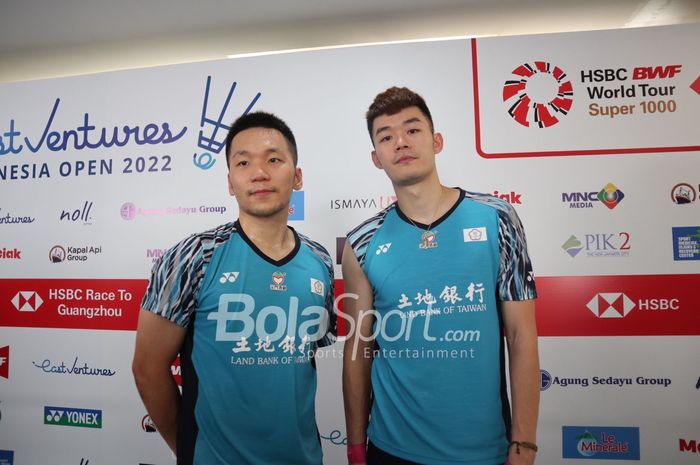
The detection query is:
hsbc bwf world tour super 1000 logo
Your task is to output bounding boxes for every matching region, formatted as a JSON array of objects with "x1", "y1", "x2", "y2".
[{"x1": 503, "y1": 61, "x2": 574, "y2": 128}]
